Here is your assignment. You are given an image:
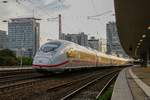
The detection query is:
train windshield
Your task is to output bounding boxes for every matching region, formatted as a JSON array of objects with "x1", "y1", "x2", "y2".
[{"x1": 40, "y1": 42, "x2": 61, "y2": 53}]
